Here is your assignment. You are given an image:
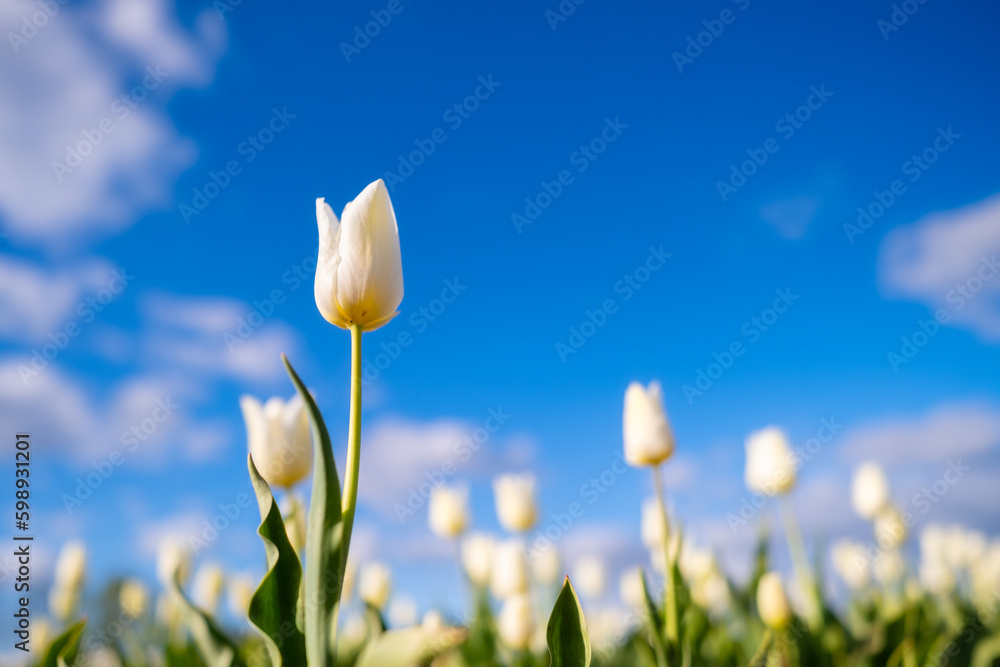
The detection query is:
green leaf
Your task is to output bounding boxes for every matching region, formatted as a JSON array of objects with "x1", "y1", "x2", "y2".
[
  {"x1": 169, "y1": 572, "x2": 244, "y2": 667},
  {"x1": 38, "y1": 619, "x2": 85, "y2": 667},
  {"x1": 283, "y1": 355, "x2": 344, "y2": 667},
  {"x1": 547, "y1": 577, "x2": 592, "y2": 667},
  {"x1": 639, "y1": 571, "x2": 667, "y2": 665},
  {"x1": 354, "y1": 627, "x2": 466, "y2": 667},
  {"x1": 246, "y1": 454, "x2": 308, "y2": 667}
]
